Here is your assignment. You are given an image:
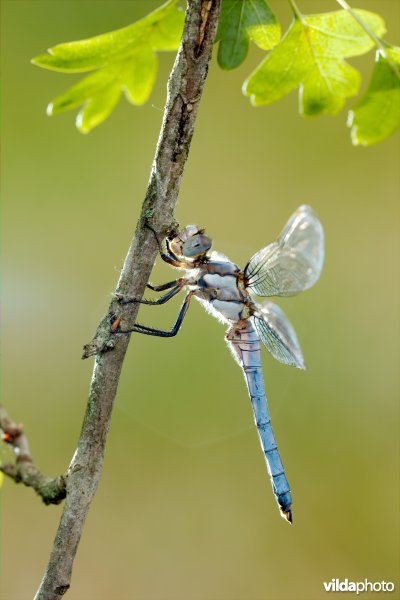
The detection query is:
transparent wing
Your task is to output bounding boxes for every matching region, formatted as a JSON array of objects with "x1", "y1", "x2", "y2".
[
  {"x1": 244, "y1": 205, "x2": 324, "y2": 297},
  {"x1": 253, "y1": 302, "x2": 305, "y2": 369}
]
